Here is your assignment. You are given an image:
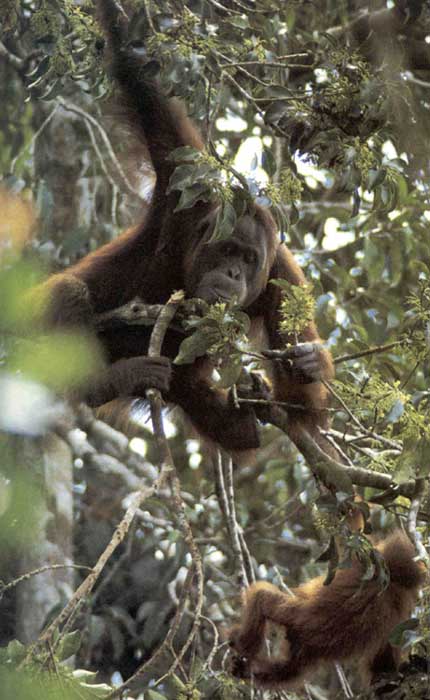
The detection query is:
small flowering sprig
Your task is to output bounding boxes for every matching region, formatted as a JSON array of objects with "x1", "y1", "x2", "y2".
[
  {"x1": 175, "y1": 300, "x2": 250, "y2": 388},
  {"x1": 271, "y1": 278, "x2": 316, "y2": 339}
]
